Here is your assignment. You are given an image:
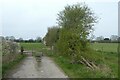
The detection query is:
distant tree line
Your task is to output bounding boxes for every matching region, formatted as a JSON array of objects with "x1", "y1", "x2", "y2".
[
  {"x1": 91, "y1": 35, "x2": 119, "y2": 43},
  {"x1": 0, "y1": 36, "x2": 42, "y2": 43}
]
